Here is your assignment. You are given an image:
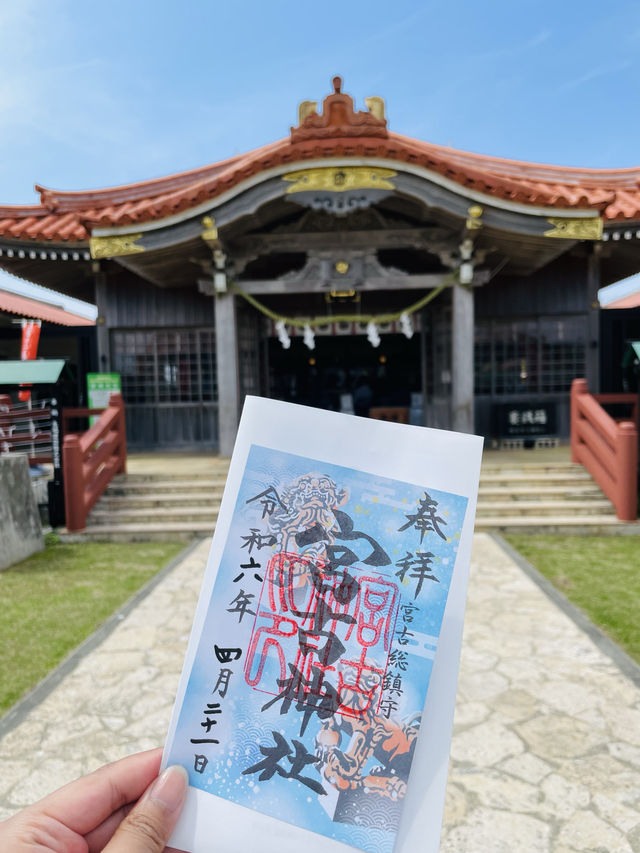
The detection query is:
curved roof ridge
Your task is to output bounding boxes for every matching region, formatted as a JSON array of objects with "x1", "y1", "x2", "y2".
[
  {"x1": 31, "y1": 150, "x2": 258, "y2": 212},
  {"x1": 2, "y1": 132, "x2": 640, "y2": 242},
  {"x1": 389, "y1": 132, "x2": 640, "y2": 187}
]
